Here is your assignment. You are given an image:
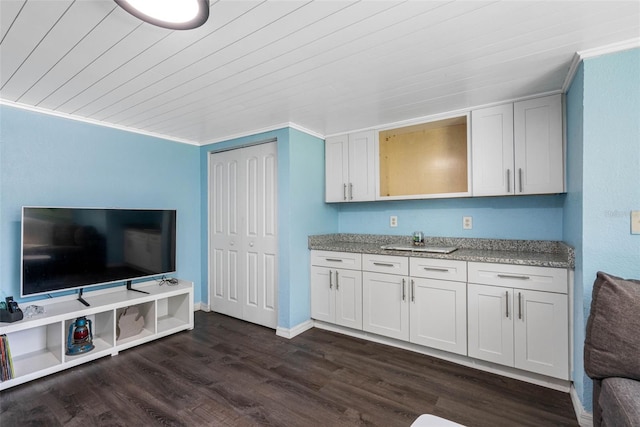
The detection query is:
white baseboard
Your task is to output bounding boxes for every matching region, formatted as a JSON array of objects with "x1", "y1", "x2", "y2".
[
  {"x1": 313, "y1": 321, "x2": 571, "y2": 392},
  {"x1": 195, "y1": 302, "x2": 210, "y2": 312},
  {"x1": 570, "y1": 385, "x2": 594, "y2": 427},
  {"x1": 276, "y1": 319, "x2": 314, "y2": 339}
]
